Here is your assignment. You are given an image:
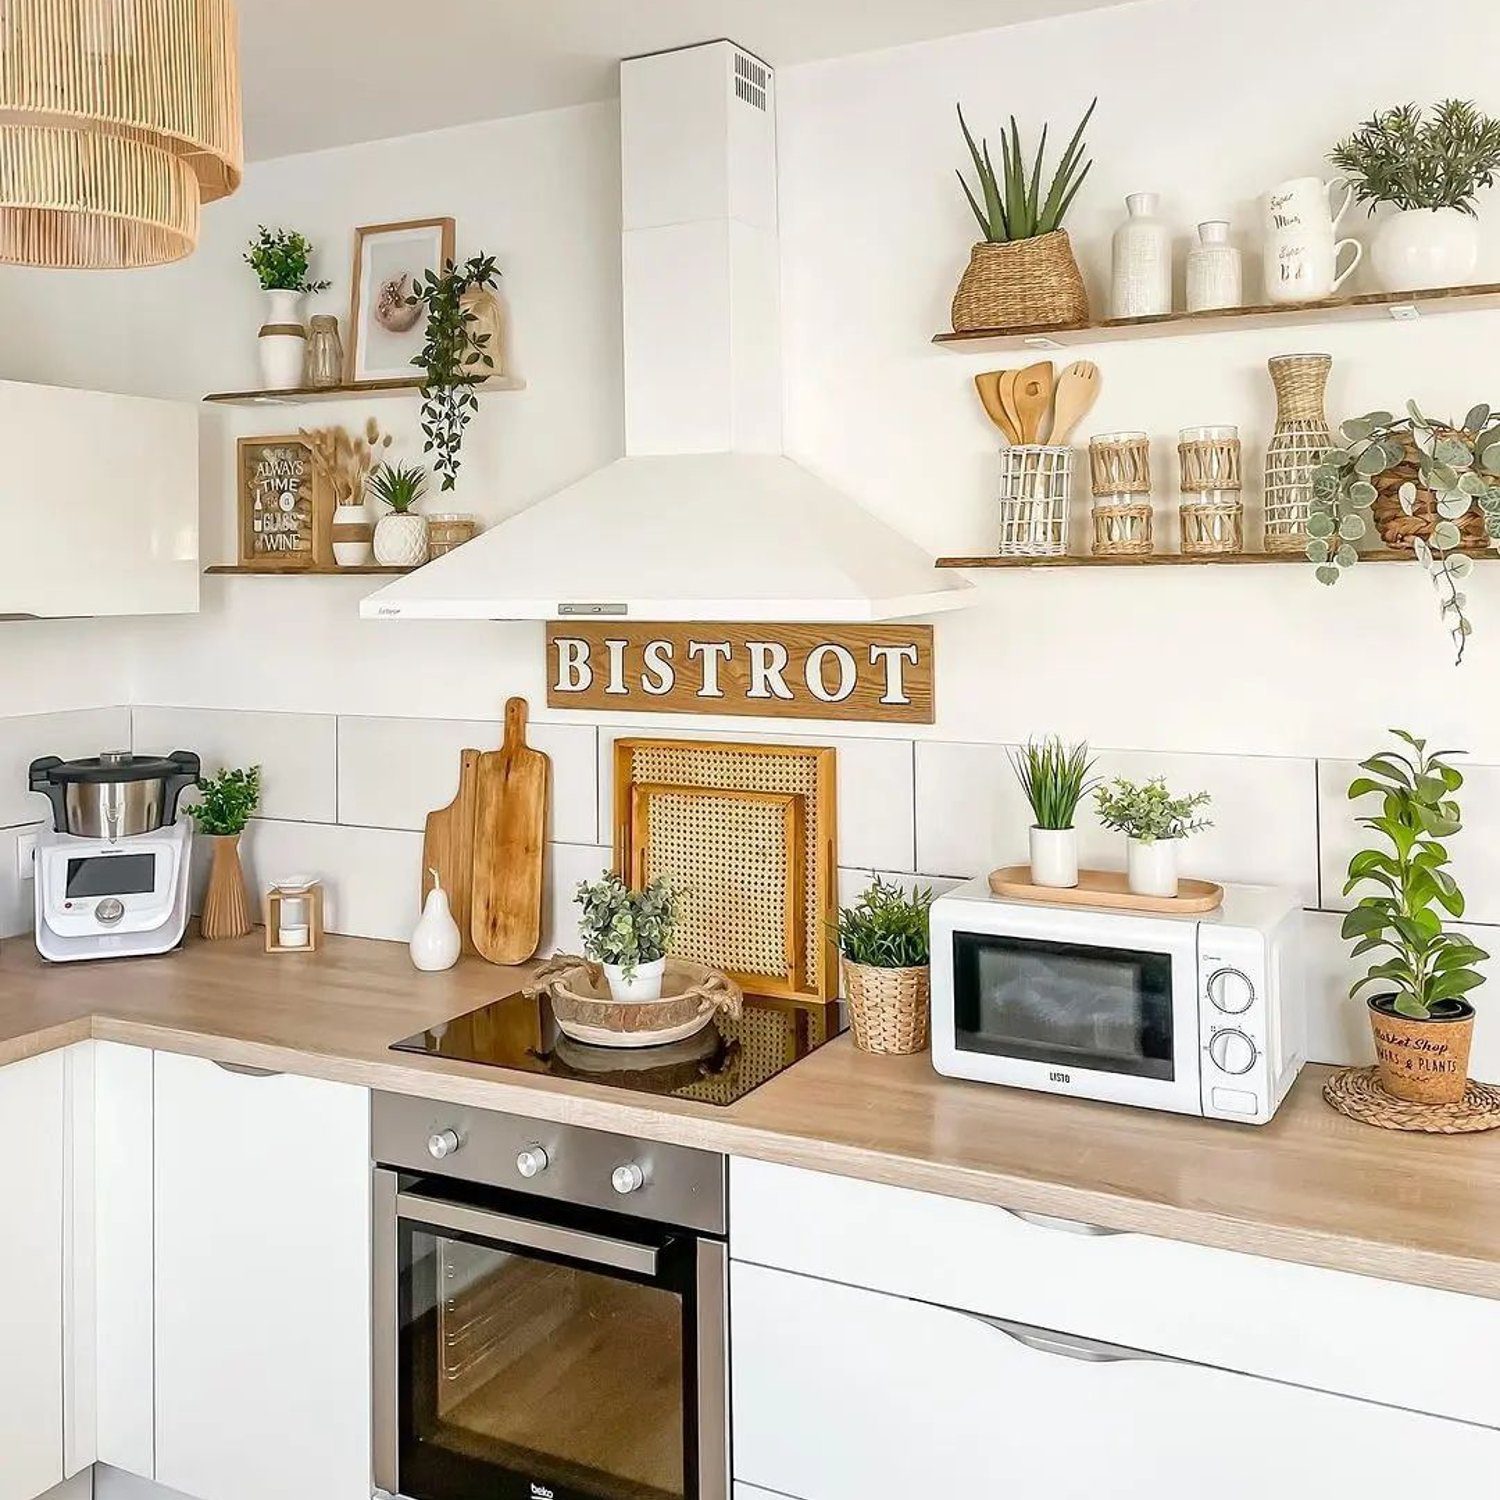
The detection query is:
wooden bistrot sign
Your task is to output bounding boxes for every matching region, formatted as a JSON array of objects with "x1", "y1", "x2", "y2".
[{"x1": 545, "y1": 623, "x2": 934, "y2": 724}]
